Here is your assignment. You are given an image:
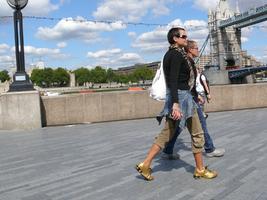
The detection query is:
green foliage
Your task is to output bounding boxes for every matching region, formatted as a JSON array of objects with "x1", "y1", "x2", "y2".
[
  {"x1": 90, "y1": 66, "x2": 107, "y2": 83},
  {"x1": 74, "y1": 67, "x2": 91, "y2": 86},
  {"x1": 42, "y1": 68, "x2": 54, "y2": 87},
  {"x1": 0, "y1": 70, "x2": 11, "y2": 82},
  {"x1": 30, "y1": 65, "x2": 155, "y2": 88},
  {"x1": 116, "y1": 74, "x2": 129, "y2": 85},
  {"x1": 128, "y1": 73, "x2": 138, "y2": 83},
  {"x1": 133, "y1": 66, "x2": 154, "y2": 83},
  {"x1": 31, "y1": 67, "x2": 69, "y2": 87},
  {"x1": 30, "y1": 68, "x2": 47, "y2": 87},
  {"x1": 106, "y1": 68, "x2": 116, "y2": 83},
  {"x1": 53, "y1": 68, "x2": 70, "y2": 87}
]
